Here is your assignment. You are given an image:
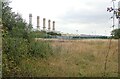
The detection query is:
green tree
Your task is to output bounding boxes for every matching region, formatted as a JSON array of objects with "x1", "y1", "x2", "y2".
[
  {"x1": 2, "y1": 0, "x2": 28, "y2": 37},
  {"x1": 2, "y1": 0, "x2": 30, "y2": 76},
  {"x1": 111, "y1": 28, "x2": 120, "y2": 39}
]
